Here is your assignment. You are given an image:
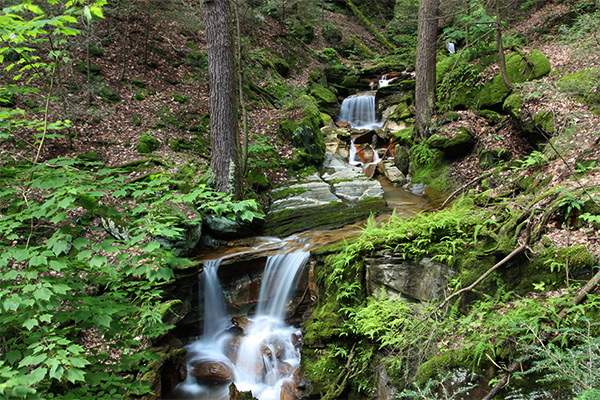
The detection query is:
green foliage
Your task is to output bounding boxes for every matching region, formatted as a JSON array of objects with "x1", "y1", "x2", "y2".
[
  {"x1": 512, "y1": 150, "x2": 548, "y2": 170},
  {"x1": 437, "y1": 62, "x2": 484, "y2": 112},
  {"x1": 410, "y1": 142, "x2": 436, "y2": 166},
  {"x1": 519, "y1": 318, "x2": 600, "y2": 398},
  {"x1": 399, "y1": 372, "x2": 475, "y2": 400},
  {"x1": 442, "y1": 1, "x2": 495, "y2": 46}
]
